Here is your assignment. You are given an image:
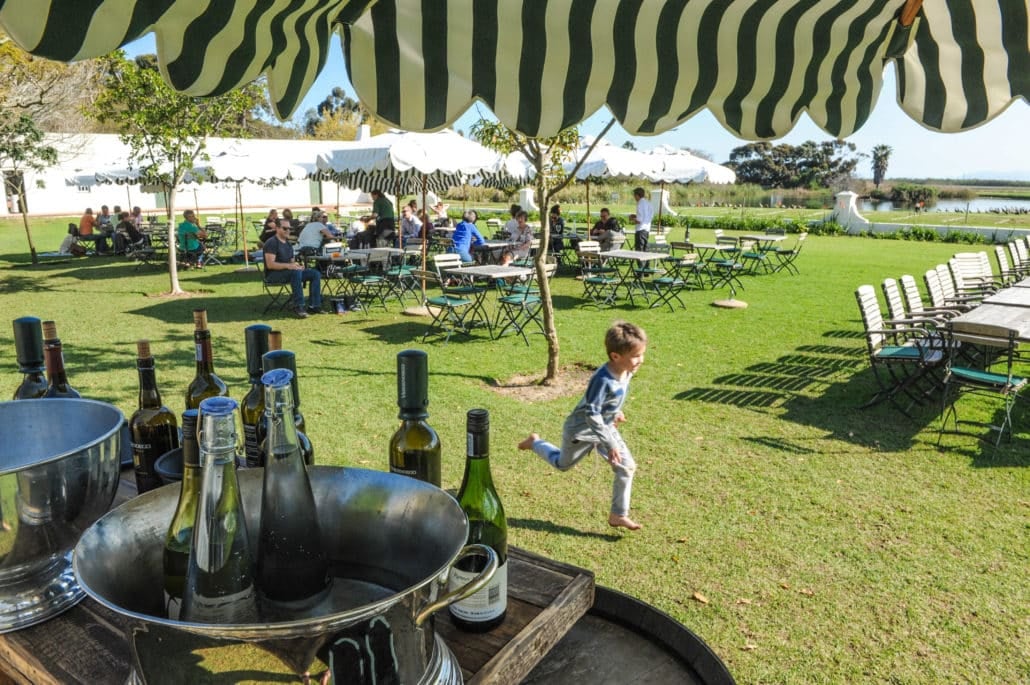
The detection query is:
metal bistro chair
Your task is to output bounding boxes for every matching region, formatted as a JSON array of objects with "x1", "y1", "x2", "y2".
[
  {"x1": 257, "y1": 259, "x2": 292, "y2": 315},
  {"x1": 432, "y1": 253, "x2": 491, "y2": 331},
  {"x1": 938, "y1": 323, "x2": 1027, "y2": 448},
  {"x1": 411, "y1": 269, "x2": 473, "y2": 343},
  {"x1": 773, "y1": 232, "x2": 807, "y2": 275},
  {"x1": 577, "y1": 240, "x2": 620, "y2": 308},
  {"x1": 492, "y1": 264, "x2": 554, "y2": 345}
]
